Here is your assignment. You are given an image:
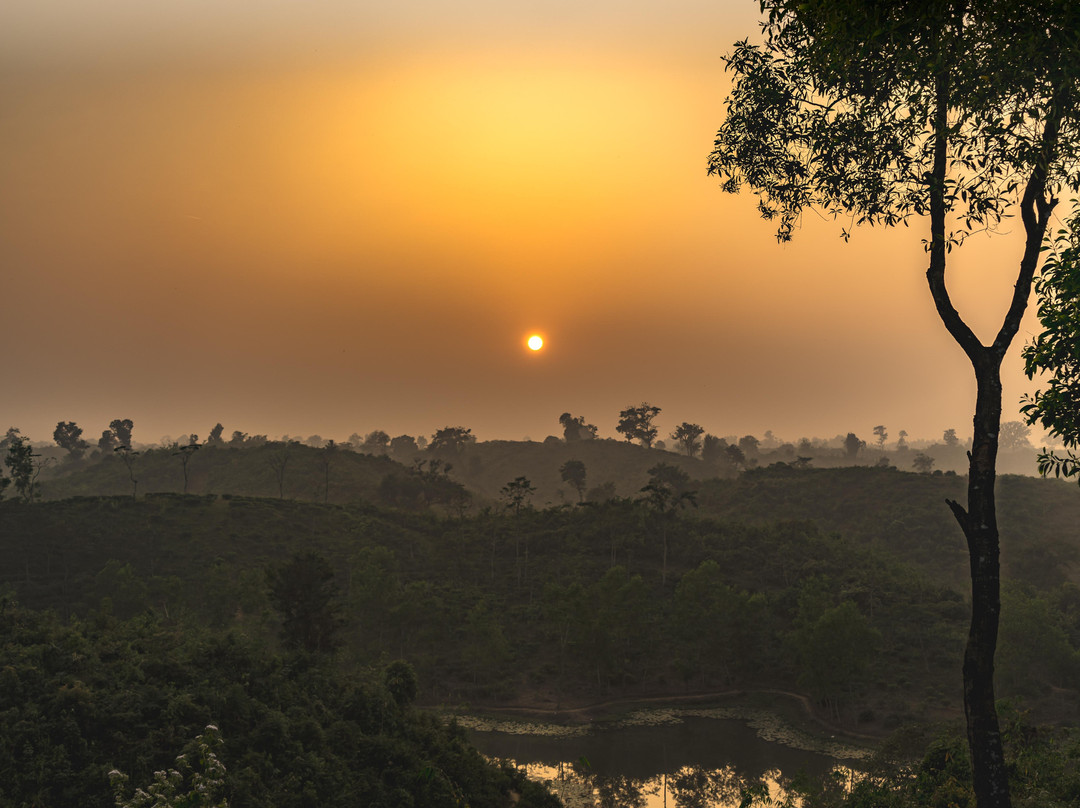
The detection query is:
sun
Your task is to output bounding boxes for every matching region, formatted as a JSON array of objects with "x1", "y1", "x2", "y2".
[{"x1": 527, "y1": 335, "x2": 544, "y2": 351}]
